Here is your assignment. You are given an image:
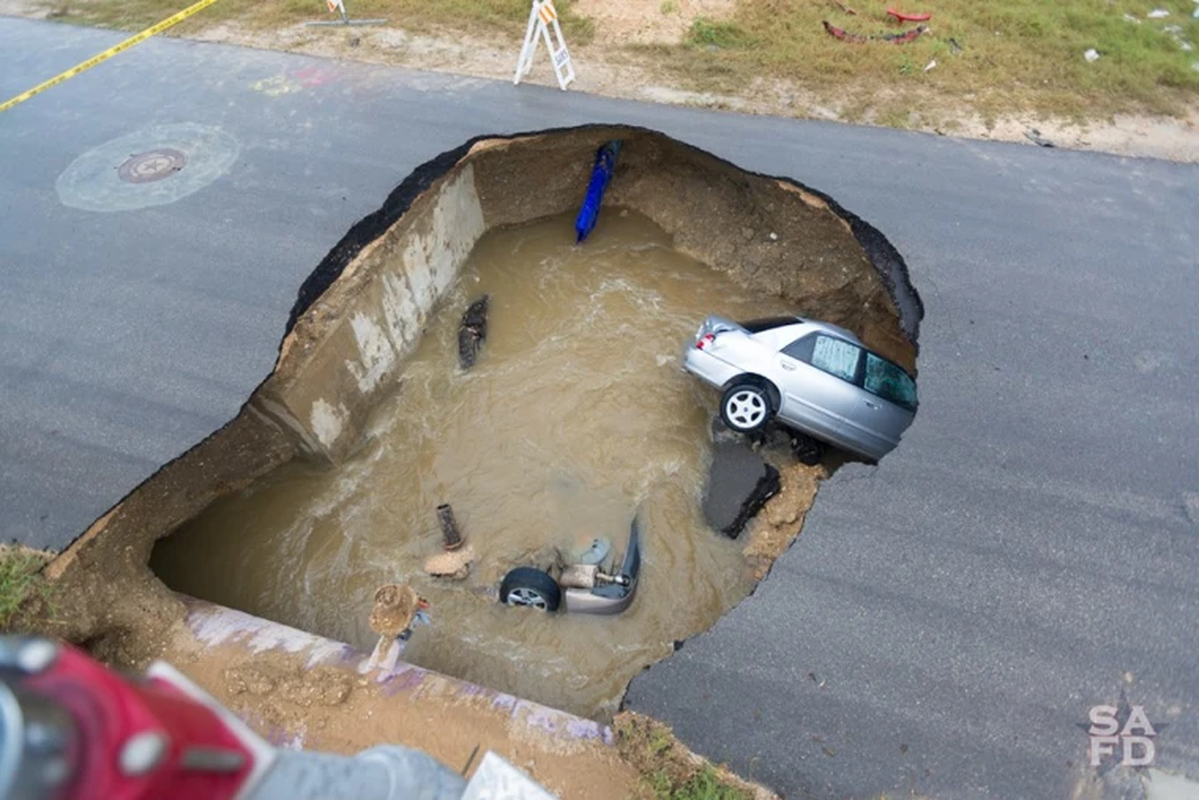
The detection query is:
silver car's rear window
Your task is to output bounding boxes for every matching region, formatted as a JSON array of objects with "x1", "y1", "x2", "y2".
[{"x1": 740, "y1": 316, "x2": 801, "y2": 333}]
